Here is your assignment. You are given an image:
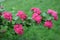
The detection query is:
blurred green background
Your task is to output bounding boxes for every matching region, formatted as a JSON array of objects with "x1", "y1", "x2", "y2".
[{"x1": 0, "y1": 0, "x2": 60, "y2": 40}]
